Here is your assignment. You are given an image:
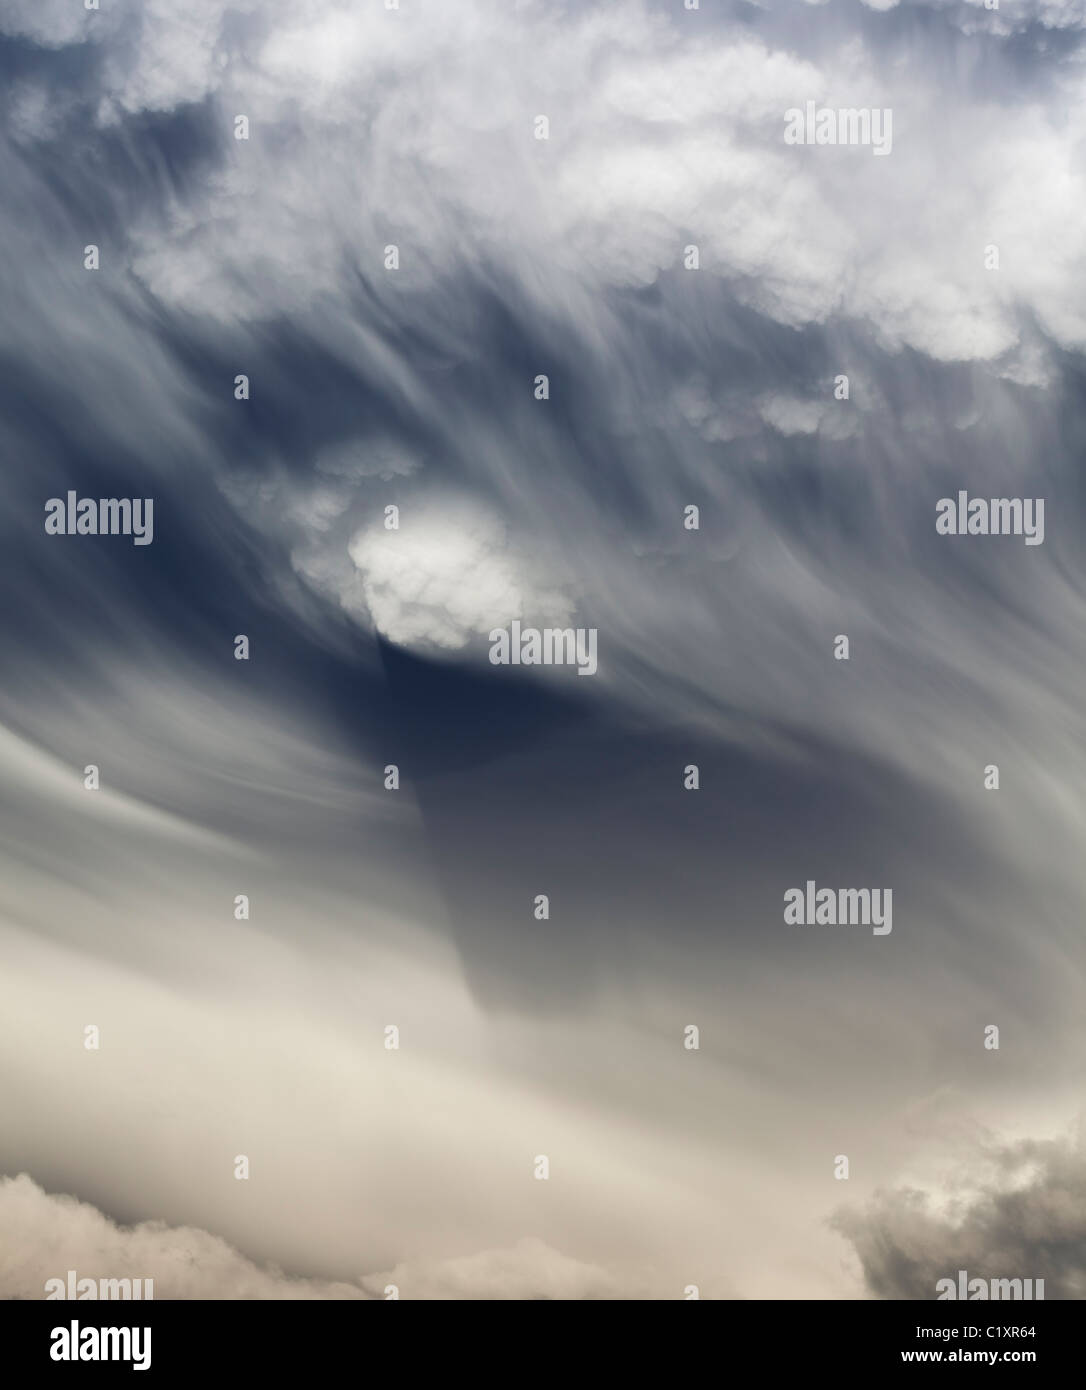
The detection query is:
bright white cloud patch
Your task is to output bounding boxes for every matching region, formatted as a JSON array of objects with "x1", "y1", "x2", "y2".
[{"x1": 348, "y1": 504, "x2": 572, "y2": 650}]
